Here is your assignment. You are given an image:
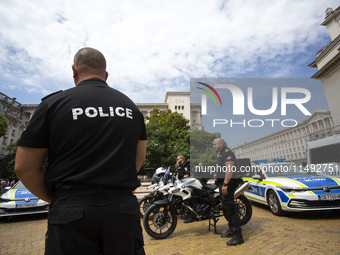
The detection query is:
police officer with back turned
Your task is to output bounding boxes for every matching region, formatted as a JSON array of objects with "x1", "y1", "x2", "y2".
[
  {"x1": 213, "y1": 138, "x2": 244, "y2": 246},
  {"x1": 15, "y1": 47, "x2": 147, "y2": 254}
]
